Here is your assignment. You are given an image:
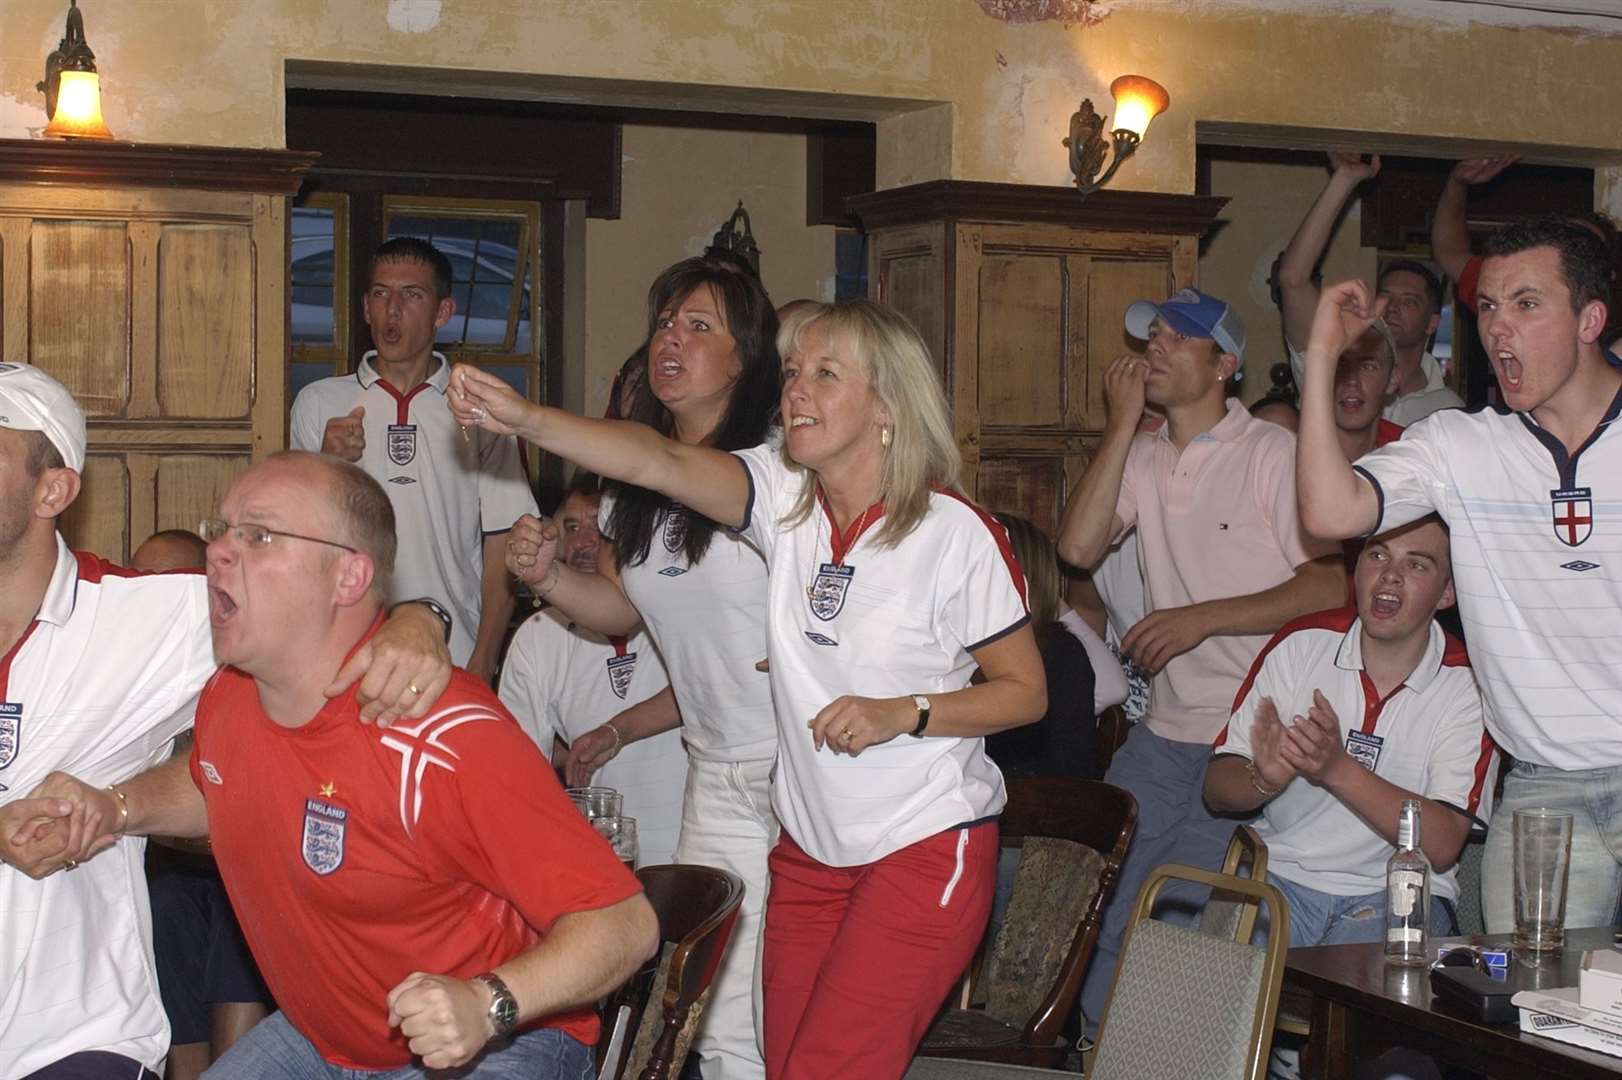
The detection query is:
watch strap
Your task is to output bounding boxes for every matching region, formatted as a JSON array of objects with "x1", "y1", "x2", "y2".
[
  {"x1": 392, "y1": 597, "x2": 453, "y2": 644},
  {"x1": 910, "y1": 694, "x2": 931, "y2": 737},
  {"x1": 473, "y1": 971, "x2": 518, "y2": 1038}
]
